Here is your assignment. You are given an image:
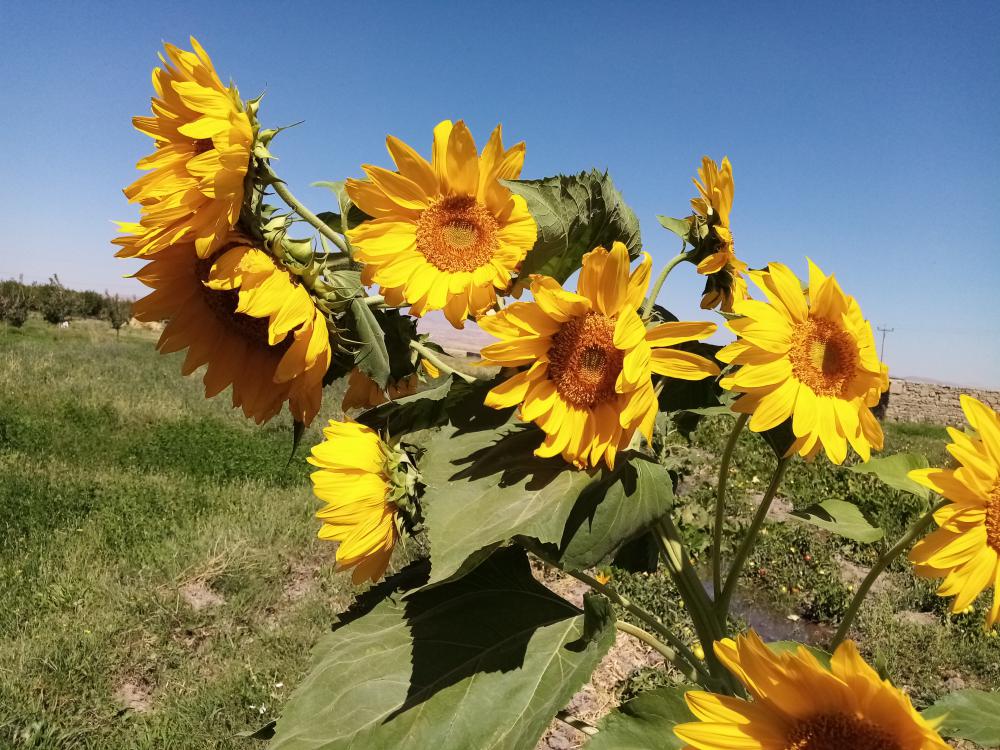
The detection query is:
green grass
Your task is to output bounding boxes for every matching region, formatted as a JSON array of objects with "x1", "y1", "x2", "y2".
[{"x1": 0, "y1": 318, "x2": 380, "y2": 749}]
